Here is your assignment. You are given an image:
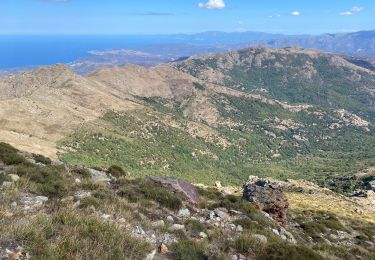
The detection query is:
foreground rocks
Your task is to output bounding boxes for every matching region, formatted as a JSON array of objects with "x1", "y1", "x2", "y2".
[{"x1": 243, "y1": 176, "x2": 289, "y2": 226}]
